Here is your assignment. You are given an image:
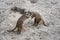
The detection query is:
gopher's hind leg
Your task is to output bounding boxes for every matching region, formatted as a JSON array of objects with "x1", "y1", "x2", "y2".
[
  {"x1": 36, "y1": 18, "x2": 41, "y2": 26},
  {"x1": 32, "y1": 18, "x2": 39, "y2": 26},
  {"x1": 16, "y1": 26, "x2": 22, "y2": 34},
  {"x1": 41, "y1": 19, "x2": 47, "y2": 26},
  {"x1": 42, "y1": 21, "x2": 47, "y2": 26}
]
